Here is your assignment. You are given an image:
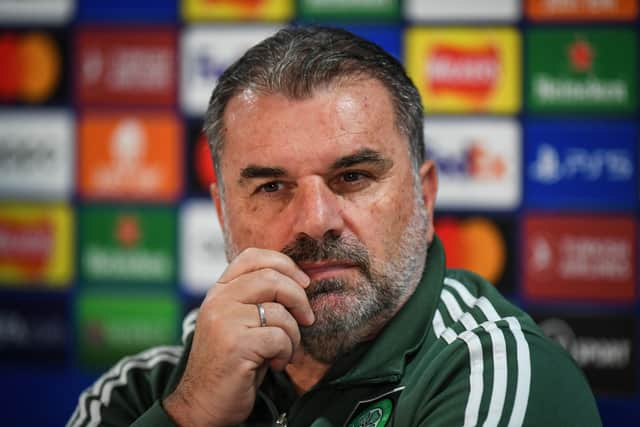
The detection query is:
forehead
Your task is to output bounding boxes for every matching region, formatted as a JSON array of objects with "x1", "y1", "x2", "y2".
[{"x1": 219, "y1": 78, "x2": 406, "y2": 174}]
